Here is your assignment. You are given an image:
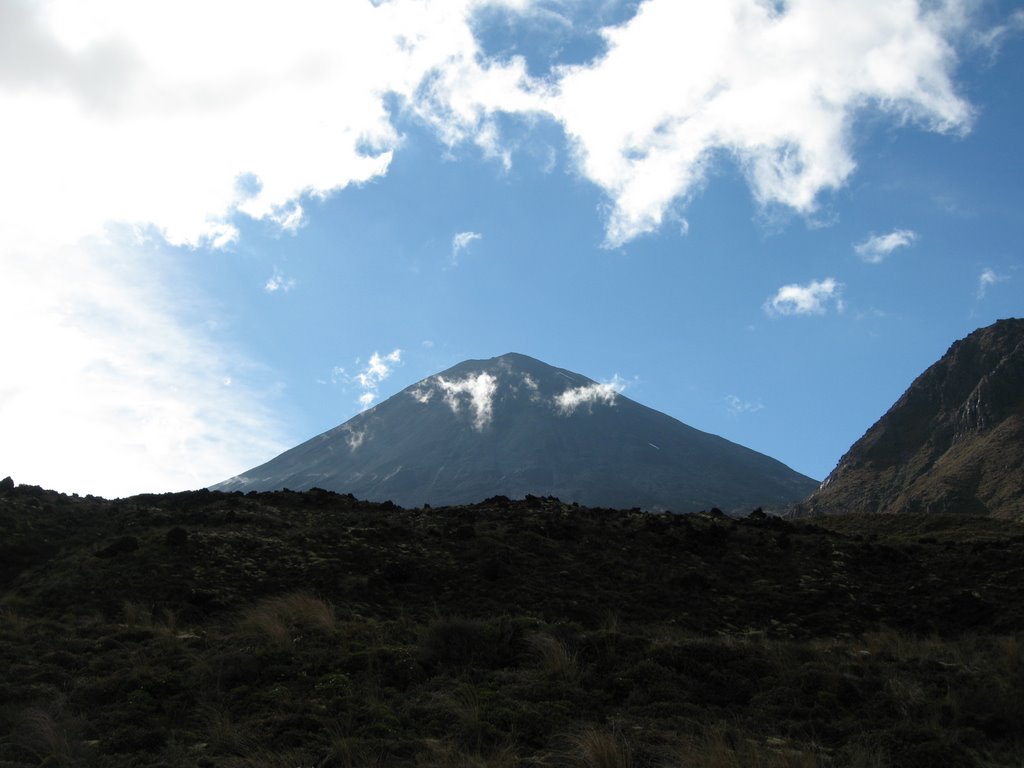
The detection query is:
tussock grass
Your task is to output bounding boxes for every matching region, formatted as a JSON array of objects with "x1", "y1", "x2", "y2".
[
  {"x1": 198, "y1": 702, "x2": 255, "y2": 755},
  {"x1": 569, "y1": 726, "x2": 633, "y2": 768},
  {"x1": 671, "y1": 726, "x2": 820, "y2": 768},
  {"x1": 415, "y1": 739, "x2": 519, "y2": 768},
  {"x1": 0, "y1": 606, "x2": 30, "y2": 636},
  {"x1": 12, "y1": 701, "x2": 83, "y2": 767},
  {"x1": 122, "y1": 600, "x2": 153, "y2": 628},
  {"x1": 237, "y1": 592, "x2": 335, "y2": 649},
  {"x1": 528, "y1": 632, "x2": 579, "y2": 682},
  {"x1": 4, "y1": 488, "x2": 1024, "y2": 767}
]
